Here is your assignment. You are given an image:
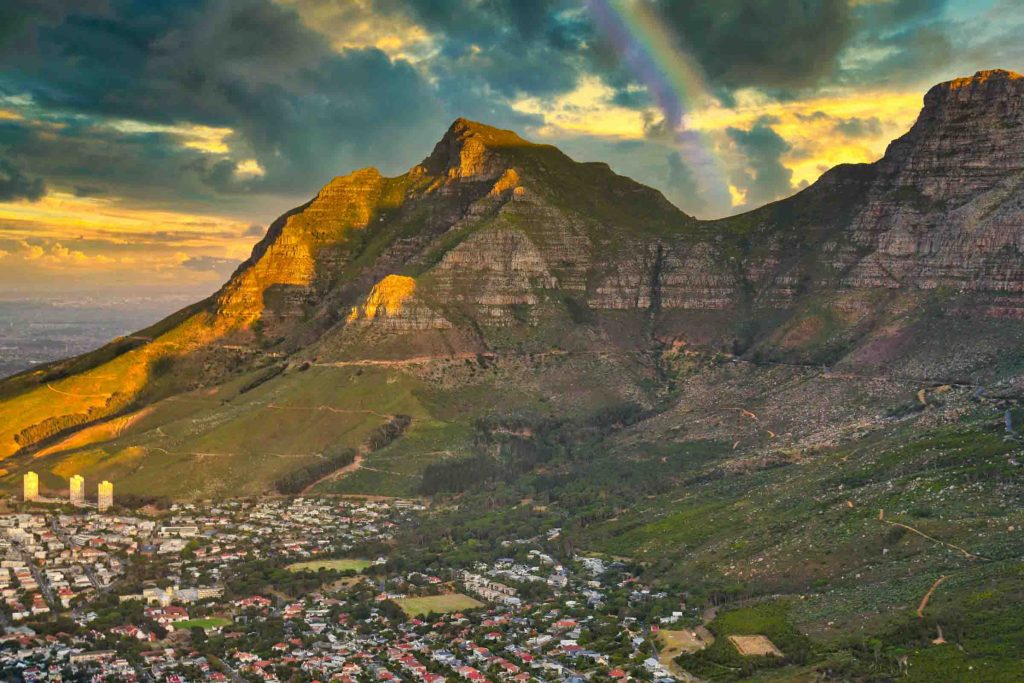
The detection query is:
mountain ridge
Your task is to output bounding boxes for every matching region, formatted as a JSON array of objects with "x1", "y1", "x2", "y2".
[
  {"x1": 0, "y1": 69, "x2": 1023, "y2": 499},
  {"x1": 3, "y1": 70, "x2": 1022, "y2": 683}
]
